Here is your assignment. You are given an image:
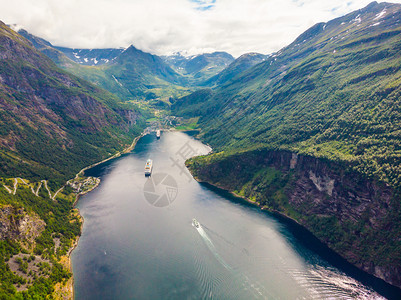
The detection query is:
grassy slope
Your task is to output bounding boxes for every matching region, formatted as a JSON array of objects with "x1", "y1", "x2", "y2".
[
  {"x1": 202, "y1": 53, "x2": 268, "y2": 87},
  {"x1": 0, "y1": 22, "x2": 146, "y2": 185},
  {"x1": 62, "y1": 52, "x2": 192, "y2": 102},
  {"x1": 49, "y1": 46, "x2": 193, "y2": 102},
  {"x1": 174, "y1": 1, "x2": 401, "y2": 188},
  {"x1": 0, "y1": 23, "x2": 146, "y2": 298},
  {"x1": 175, "y1": 1, "x2": 401, "y2": 288}
]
